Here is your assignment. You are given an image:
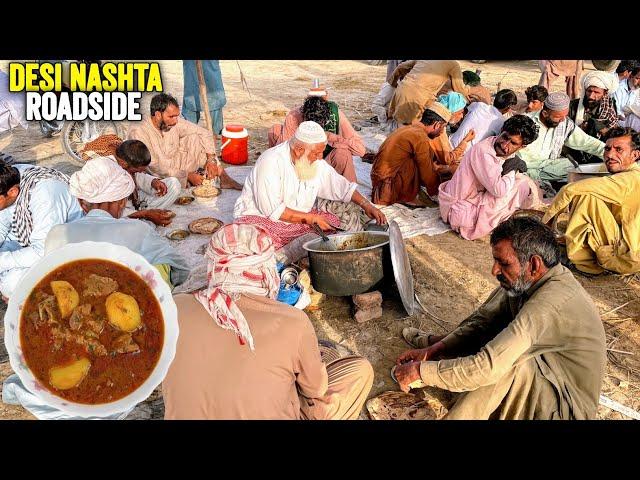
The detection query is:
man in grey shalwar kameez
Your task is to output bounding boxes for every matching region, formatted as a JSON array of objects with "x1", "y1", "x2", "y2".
[{"x1": 394, "y1": 217, "x2": 606, "y2": 420}]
